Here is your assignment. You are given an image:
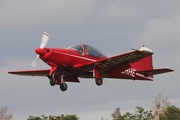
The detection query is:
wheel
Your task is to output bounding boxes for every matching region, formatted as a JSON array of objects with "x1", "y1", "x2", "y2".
[
  {"x1": 50, "y1": 78, "x2": 56, "y2": 86},
  {"x1": 60, "y1": 82, "x2": 68, "y2": 91},
  {"x1": 95, "y1": 78, "x2": 103, "y2": 86}
]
